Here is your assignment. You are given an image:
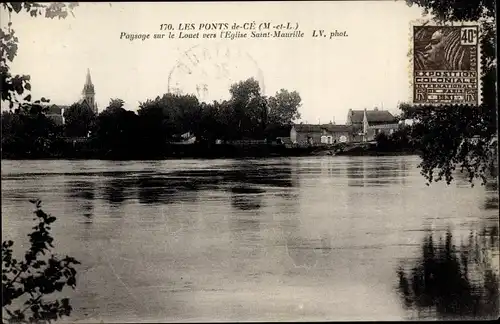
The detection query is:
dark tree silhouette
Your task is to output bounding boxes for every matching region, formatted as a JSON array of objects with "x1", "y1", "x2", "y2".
[
  {"x1": 228, "y1": 78, "x2": 268, "y2": 139},
  {"x1": 403, "y1": 0, "x2": 497, "y2": 186},
  {"x1": 267, "y1": 89, "x2": 302, "y2": 126},
  {"x1": 105, "y1": 98, "x2": 125, "y2": 113},
  {"x1": 93, "y1": 100, "x2": 141, "y2": 157},
  {"x1": 63, "y1": 102, "x2": 96, "y2": 138}
]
